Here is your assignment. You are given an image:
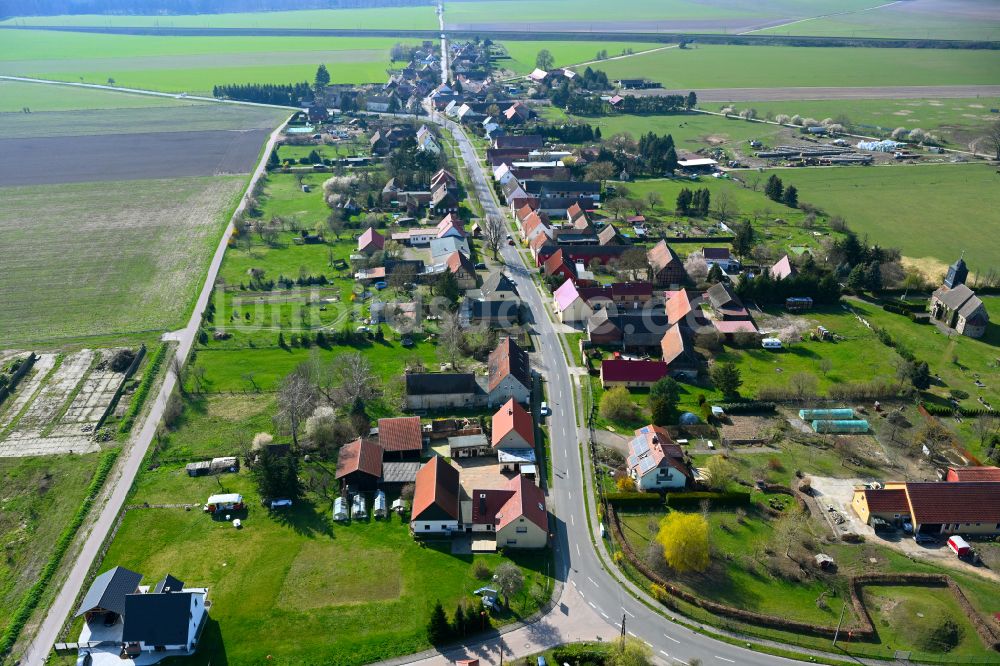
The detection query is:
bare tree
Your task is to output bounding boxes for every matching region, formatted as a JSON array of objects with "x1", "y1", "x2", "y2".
[
  {"x1": 437, "y1": 312, "x2": 465, "y2": 370},
  {"x1": 981, "y1": 120, "x2": 1000, "y2": 159},
  {"x1": 712, "y1": 189, "x2": 739, "y2": 223},
  {"x1": 684, "y1": 251, "x2": 709, "y2": 285},
  {"x1": 275, "y1": 369, "x2": 315, "y2": 447},
  {"x1": 493, "y1": 562, "x2": 524, "y2": 608},
  {"x1": 329, "y1": 351, "x2": 381, "y2": 406},
  {"x1": 604, "y1": 197, "x2": 630, "y2": 221},
  {"x1": 585, "y1": 160, "x2": 615, "y2": 187},
  {"x1": 787, "y1": 371, "x2": 818, "y2": 400},
  {"x1": 481, "y1": 215, "x2": 506, "y2": 260},
  {"x1": 972, "y1": 413, "x2": 999, "y2": 449},
  {"x1": 617, "y1": 247, "x2": 650, "y2": 281},
  {"x1": 644, "y1": 190, "x2": 662, "y2": 213}
]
